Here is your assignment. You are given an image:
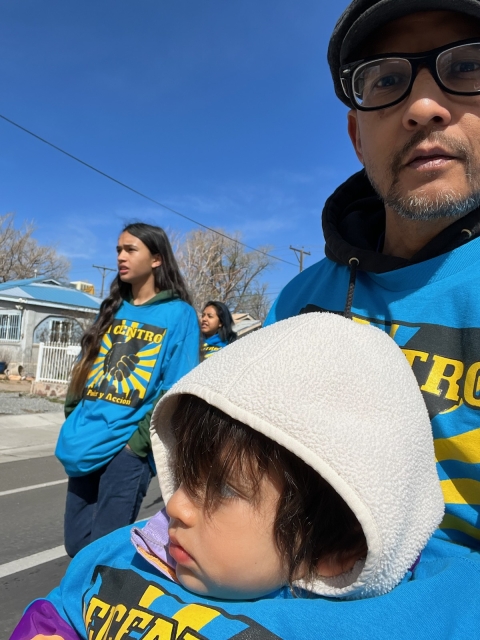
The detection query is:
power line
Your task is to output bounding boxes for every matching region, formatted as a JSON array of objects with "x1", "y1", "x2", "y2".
[
  {"x1": 223, "y1": 291, "x2": 282, "y2": 300},
  {"x1": 0, "y1": 113, "x2": 297, "y2": 268}
]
